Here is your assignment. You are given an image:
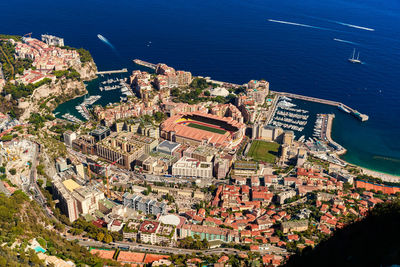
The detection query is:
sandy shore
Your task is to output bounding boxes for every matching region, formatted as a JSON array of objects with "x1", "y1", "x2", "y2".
[{"x1": 360, "y1": 167, "x2": 400, "y2": 183}]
